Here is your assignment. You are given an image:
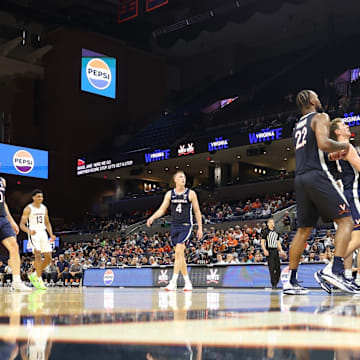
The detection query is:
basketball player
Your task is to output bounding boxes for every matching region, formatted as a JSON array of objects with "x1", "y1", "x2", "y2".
[
  {"x1": 328, "y1": 118, "x2": 360, "y2": 286},
  {"x1": 261, "y1": 218, "x2": 286, "y2": 289},
  {"x1": 283, "y1": 90, "x2": 355, "y2": 295},
  {"x1": 0, "y1": 177, "x2": 31, "y2": 292},
  {"x1": 147, "y1": 170, "x2": 203, "y2": 291},
  {"x1": 20, "y1": 190, "x2": 55, "y2": 291}
]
